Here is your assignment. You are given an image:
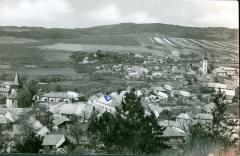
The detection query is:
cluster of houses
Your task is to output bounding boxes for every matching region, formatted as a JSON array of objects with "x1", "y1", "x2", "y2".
[{"x1": 0, "y1": 52, "x2": 239, "y2": 153}]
